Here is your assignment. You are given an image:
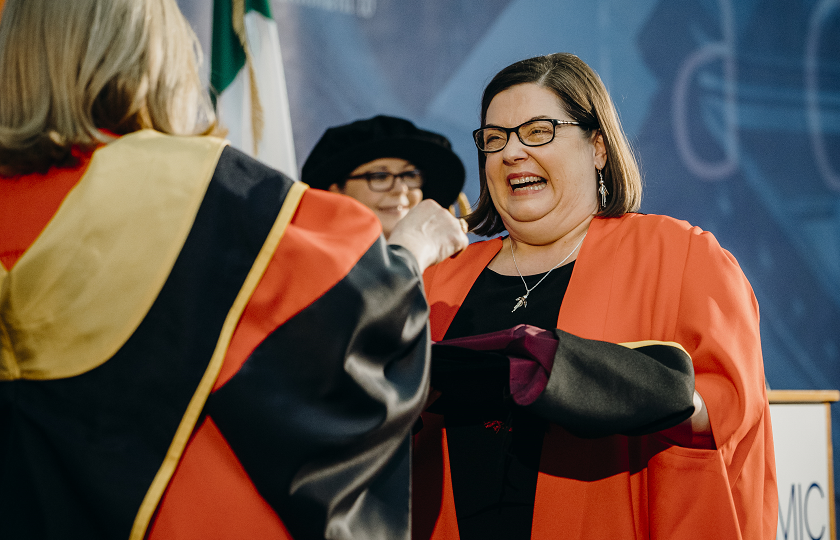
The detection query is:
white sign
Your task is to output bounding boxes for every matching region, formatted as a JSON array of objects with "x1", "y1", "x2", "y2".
[{"x1": 771, "y1": 403, "x2": 833, "y2": 540}]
